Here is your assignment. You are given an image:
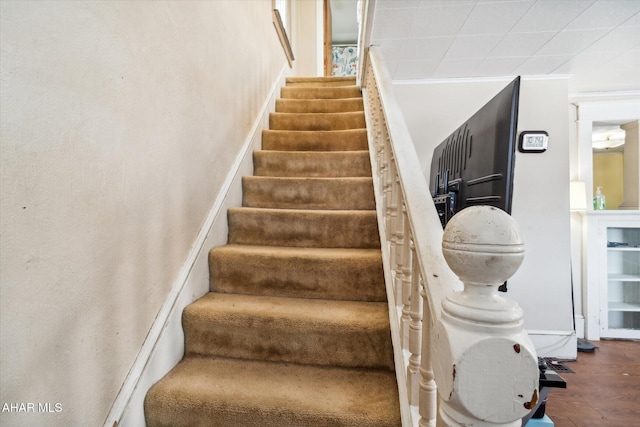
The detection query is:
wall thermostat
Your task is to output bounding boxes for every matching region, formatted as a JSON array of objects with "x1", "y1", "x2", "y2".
[{"x1": 518, "y1": 131, "x2": 548, "y2": 153}]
